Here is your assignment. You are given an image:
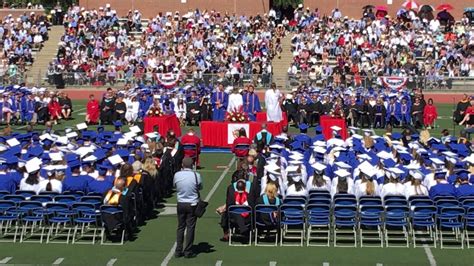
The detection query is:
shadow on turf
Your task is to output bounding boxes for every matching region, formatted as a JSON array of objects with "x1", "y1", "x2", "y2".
[{"x1": 192, "y1": 242, "x2": 216, "y2": 256}]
